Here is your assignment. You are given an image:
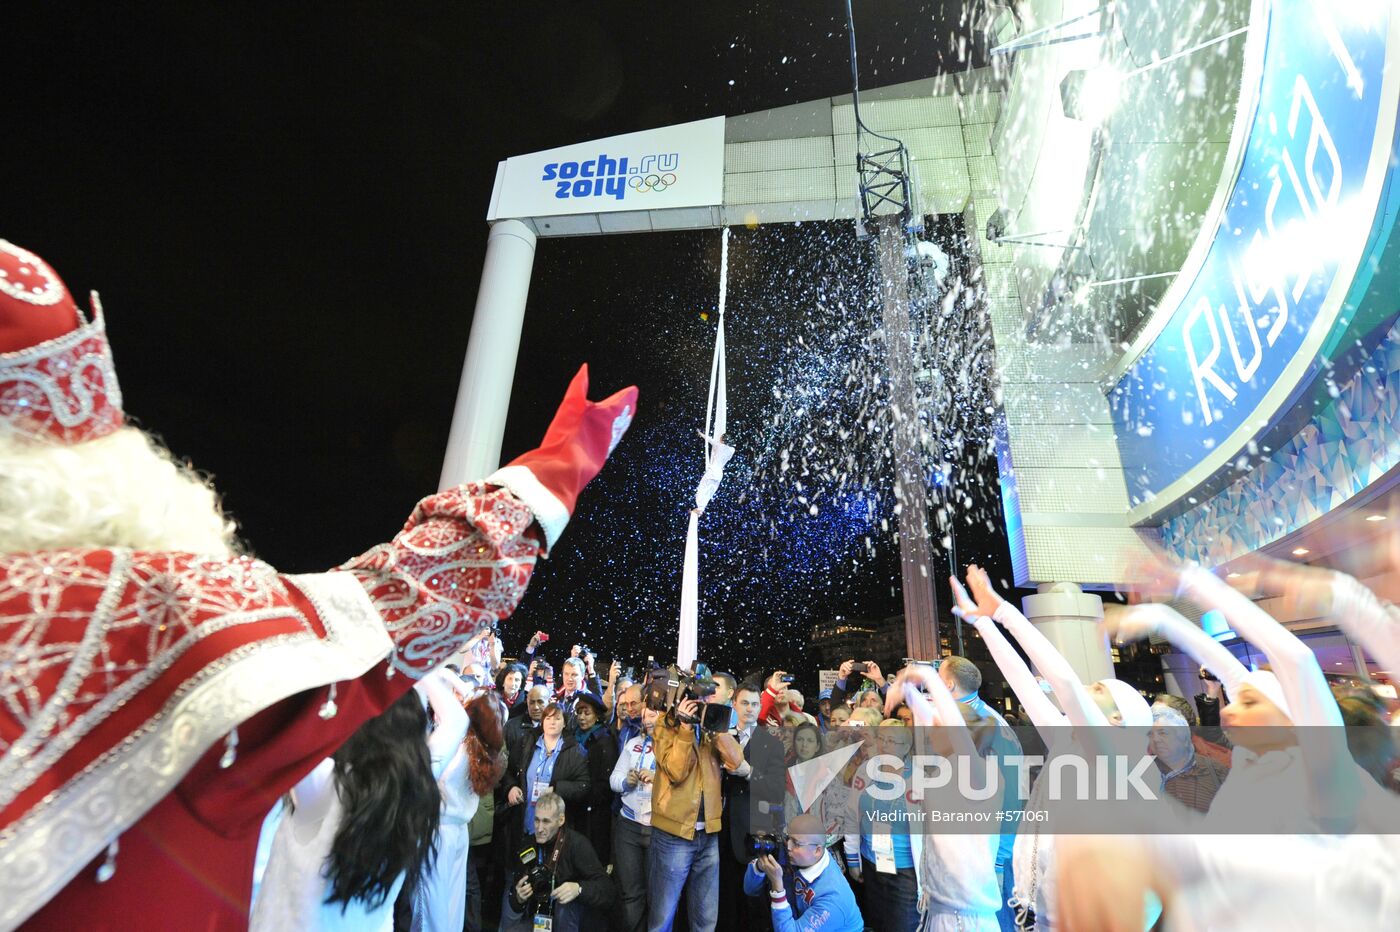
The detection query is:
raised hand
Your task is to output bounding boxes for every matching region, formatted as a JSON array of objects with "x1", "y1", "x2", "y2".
[
  {"x1": 949, "y1": 575, "x2": 979, "y2": 618},
  {"x1": 1105, "y1": 604, "x2": 1167, "y2": 644},
  {"x1": 964, "y1": 564, "x2": 1006, "y2": 619}
]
